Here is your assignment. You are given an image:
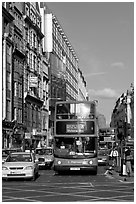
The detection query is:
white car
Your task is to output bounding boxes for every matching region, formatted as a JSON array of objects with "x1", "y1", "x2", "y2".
[
  {"x1": 2, "y1": 152, "x2": 39, "y2": 181},
  {"x1": 2, "y1": 148, "x2": 22, "y2": 164}
]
